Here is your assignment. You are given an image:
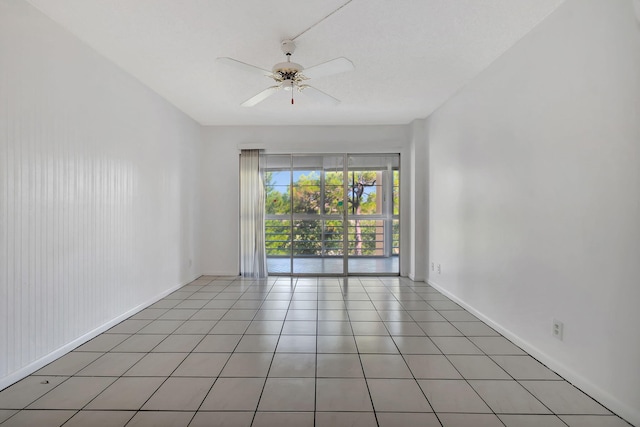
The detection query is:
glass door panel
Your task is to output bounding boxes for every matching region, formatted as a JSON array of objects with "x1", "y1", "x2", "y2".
[
  {"x1": 322, "y1": 154, "x2": 345, "y2": 269},
  {"x1": 265, "y1": 155, "x2": 292, "y2": 274},
  {"x1": 292, "y1": 156, "x2": 321, "y2": 274},
  {"x1": 347, "y1": 154, "x2": 399, "y2": 274},
  {"x1": 291, "y1": 155, "x2": 346, "y2": 275}
]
